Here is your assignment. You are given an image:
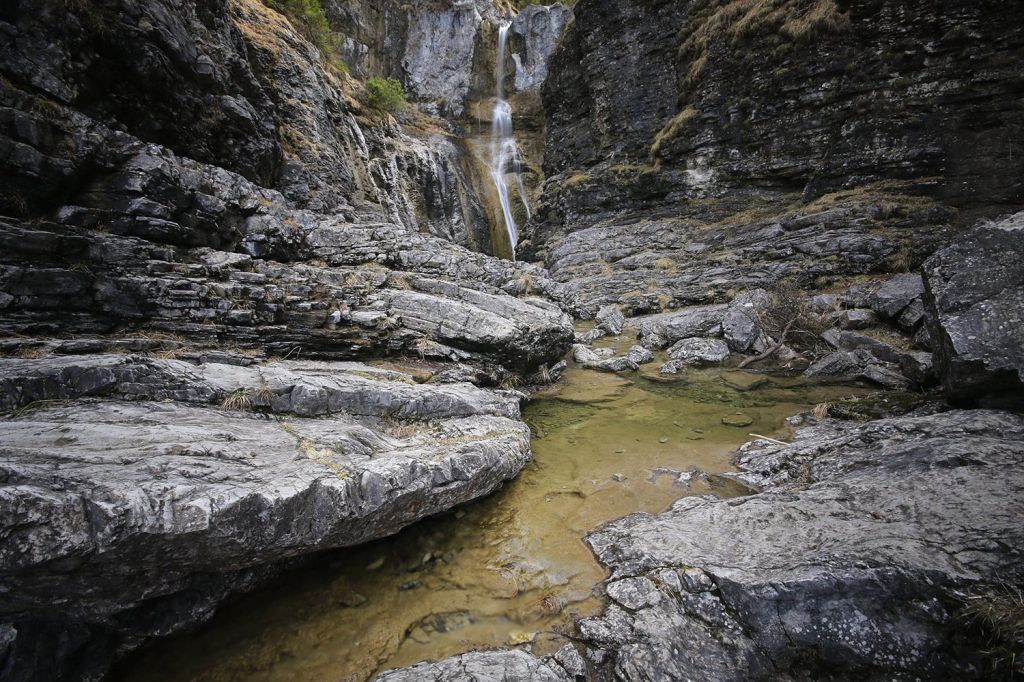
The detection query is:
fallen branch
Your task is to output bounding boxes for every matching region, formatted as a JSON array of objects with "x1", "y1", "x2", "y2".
[
  {"x1": 748, "y1": 433, "x2": 789, "y2": 446},
  {"x1": 738, "y1": 319, "x2": 795, "y2": 369}
]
